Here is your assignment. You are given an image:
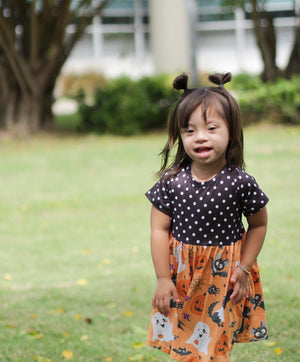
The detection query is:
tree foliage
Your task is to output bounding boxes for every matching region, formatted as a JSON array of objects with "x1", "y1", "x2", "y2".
[
  {"x1": 221, "y1": 0, "x2": 300, "y2": 82},
  {"x1": 0, "y1": 0, "x2": 110, "y2": 135}
]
